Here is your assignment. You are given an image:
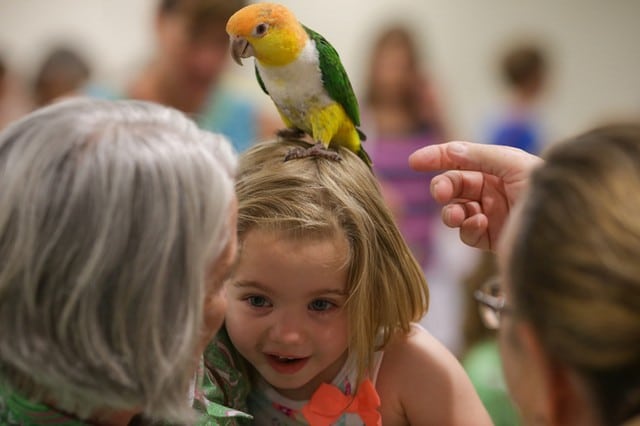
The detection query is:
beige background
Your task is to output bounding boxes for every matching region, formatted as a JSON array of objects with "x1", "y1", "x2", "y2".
[{"x1": 1, "y1": 0, "x2": 639, "y2": 143}]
